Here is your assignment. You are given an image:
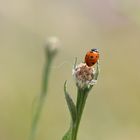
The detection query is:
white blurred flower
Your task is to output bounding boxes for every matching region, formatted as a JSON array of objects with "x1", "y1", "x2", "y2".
[
  {"x1": 45, "y1": 36, "x2": 60, "y2": 53},
  {"x1": 73, "y1": 63, "x2": 97, "y2": 89}
]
